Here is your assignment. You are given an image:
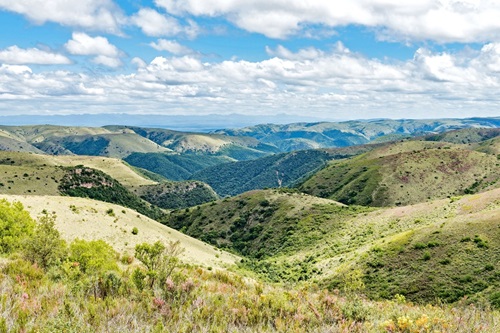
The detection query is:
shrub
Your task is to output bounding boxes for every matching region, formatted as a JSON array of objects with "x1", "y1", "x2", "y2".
[
  {"x1": 0, "y1": 199, "x2": 35, "y2": 254},
  {"x1": 131, "y1": 227, "x2": 139, "y2": 235},
  {"x1": 23, "y1": 212, "x2": 67, "y2": 269},
  {"x1": 134, "y1": 240, "x2": 184, "y2": 289}
]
